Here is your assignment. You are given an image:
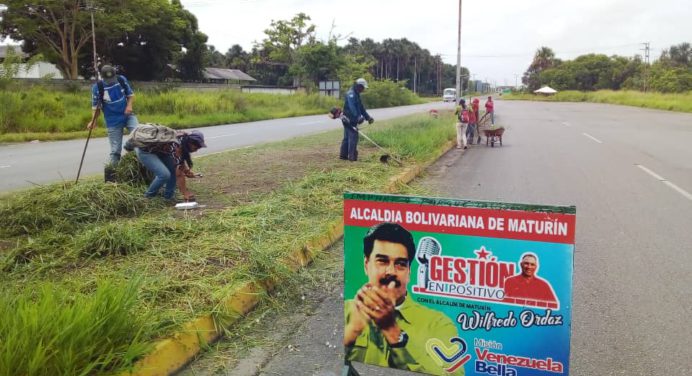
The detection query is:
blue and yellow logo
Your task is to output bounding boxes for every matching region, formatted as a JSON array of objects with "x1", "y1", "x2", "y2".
[{"x1": 426, "y1": 337, "x2": 471, "y2": 373}]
